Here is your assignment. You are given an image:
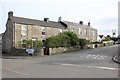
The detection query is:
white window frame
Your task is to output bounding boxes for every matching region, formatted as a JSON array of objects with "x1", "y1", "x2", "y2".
[
  {"x1": 21, "y1": 38, "x2": 27, "y2": 48},
  {"x1": 41, "y1": 27, "x2": 46, "y2": 36},
  {"x1": 32, "y1": 38, "x2": 37, "y2": 41},
  {"x1": 59, "y1": 29, "x2": 63, "y2": 33},
  {"x1": 79, "y1": 28, "x2": 81, "y2": 34},
  {"x1": 84, "y1": 29, "x2": 87, "y2": 36},
  {"x1": 72, "y1": 28, "x2": 74, "y2": 32},
  {"x1": 21, "y1": 25, "x2": 28, "y2": 35}
]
